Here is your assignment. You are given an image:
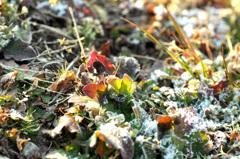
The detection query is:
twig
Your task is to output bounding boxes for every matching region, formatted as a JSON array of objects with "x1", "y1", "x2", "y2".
[
  {"x1": 31, "y1": 22, "x2": 73, "y2": 39},
  {"x1": 131, "y1": 54, "x2": 163, "y2": 62},
  {"x1": 38, "y1": 44, "x2": 78, "y2": 58},
  {"x1": 69, "y1": 7, "x2": 86, "y2": 58},
  {"x1": 66, "y1": 55, "x2": 80, "y2": 71}
]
